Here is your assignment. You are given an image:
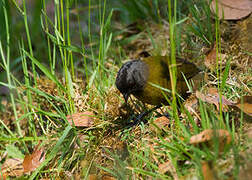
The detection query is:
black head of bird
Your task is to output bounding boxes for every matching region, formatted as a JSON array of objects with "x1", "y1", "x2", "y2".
[
  {"x1": 116, "y1": 60, "x2": 149, "y2": 102},
  {"x1": 116, "y1": 56, "x2": 201, "y2": 106}
]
